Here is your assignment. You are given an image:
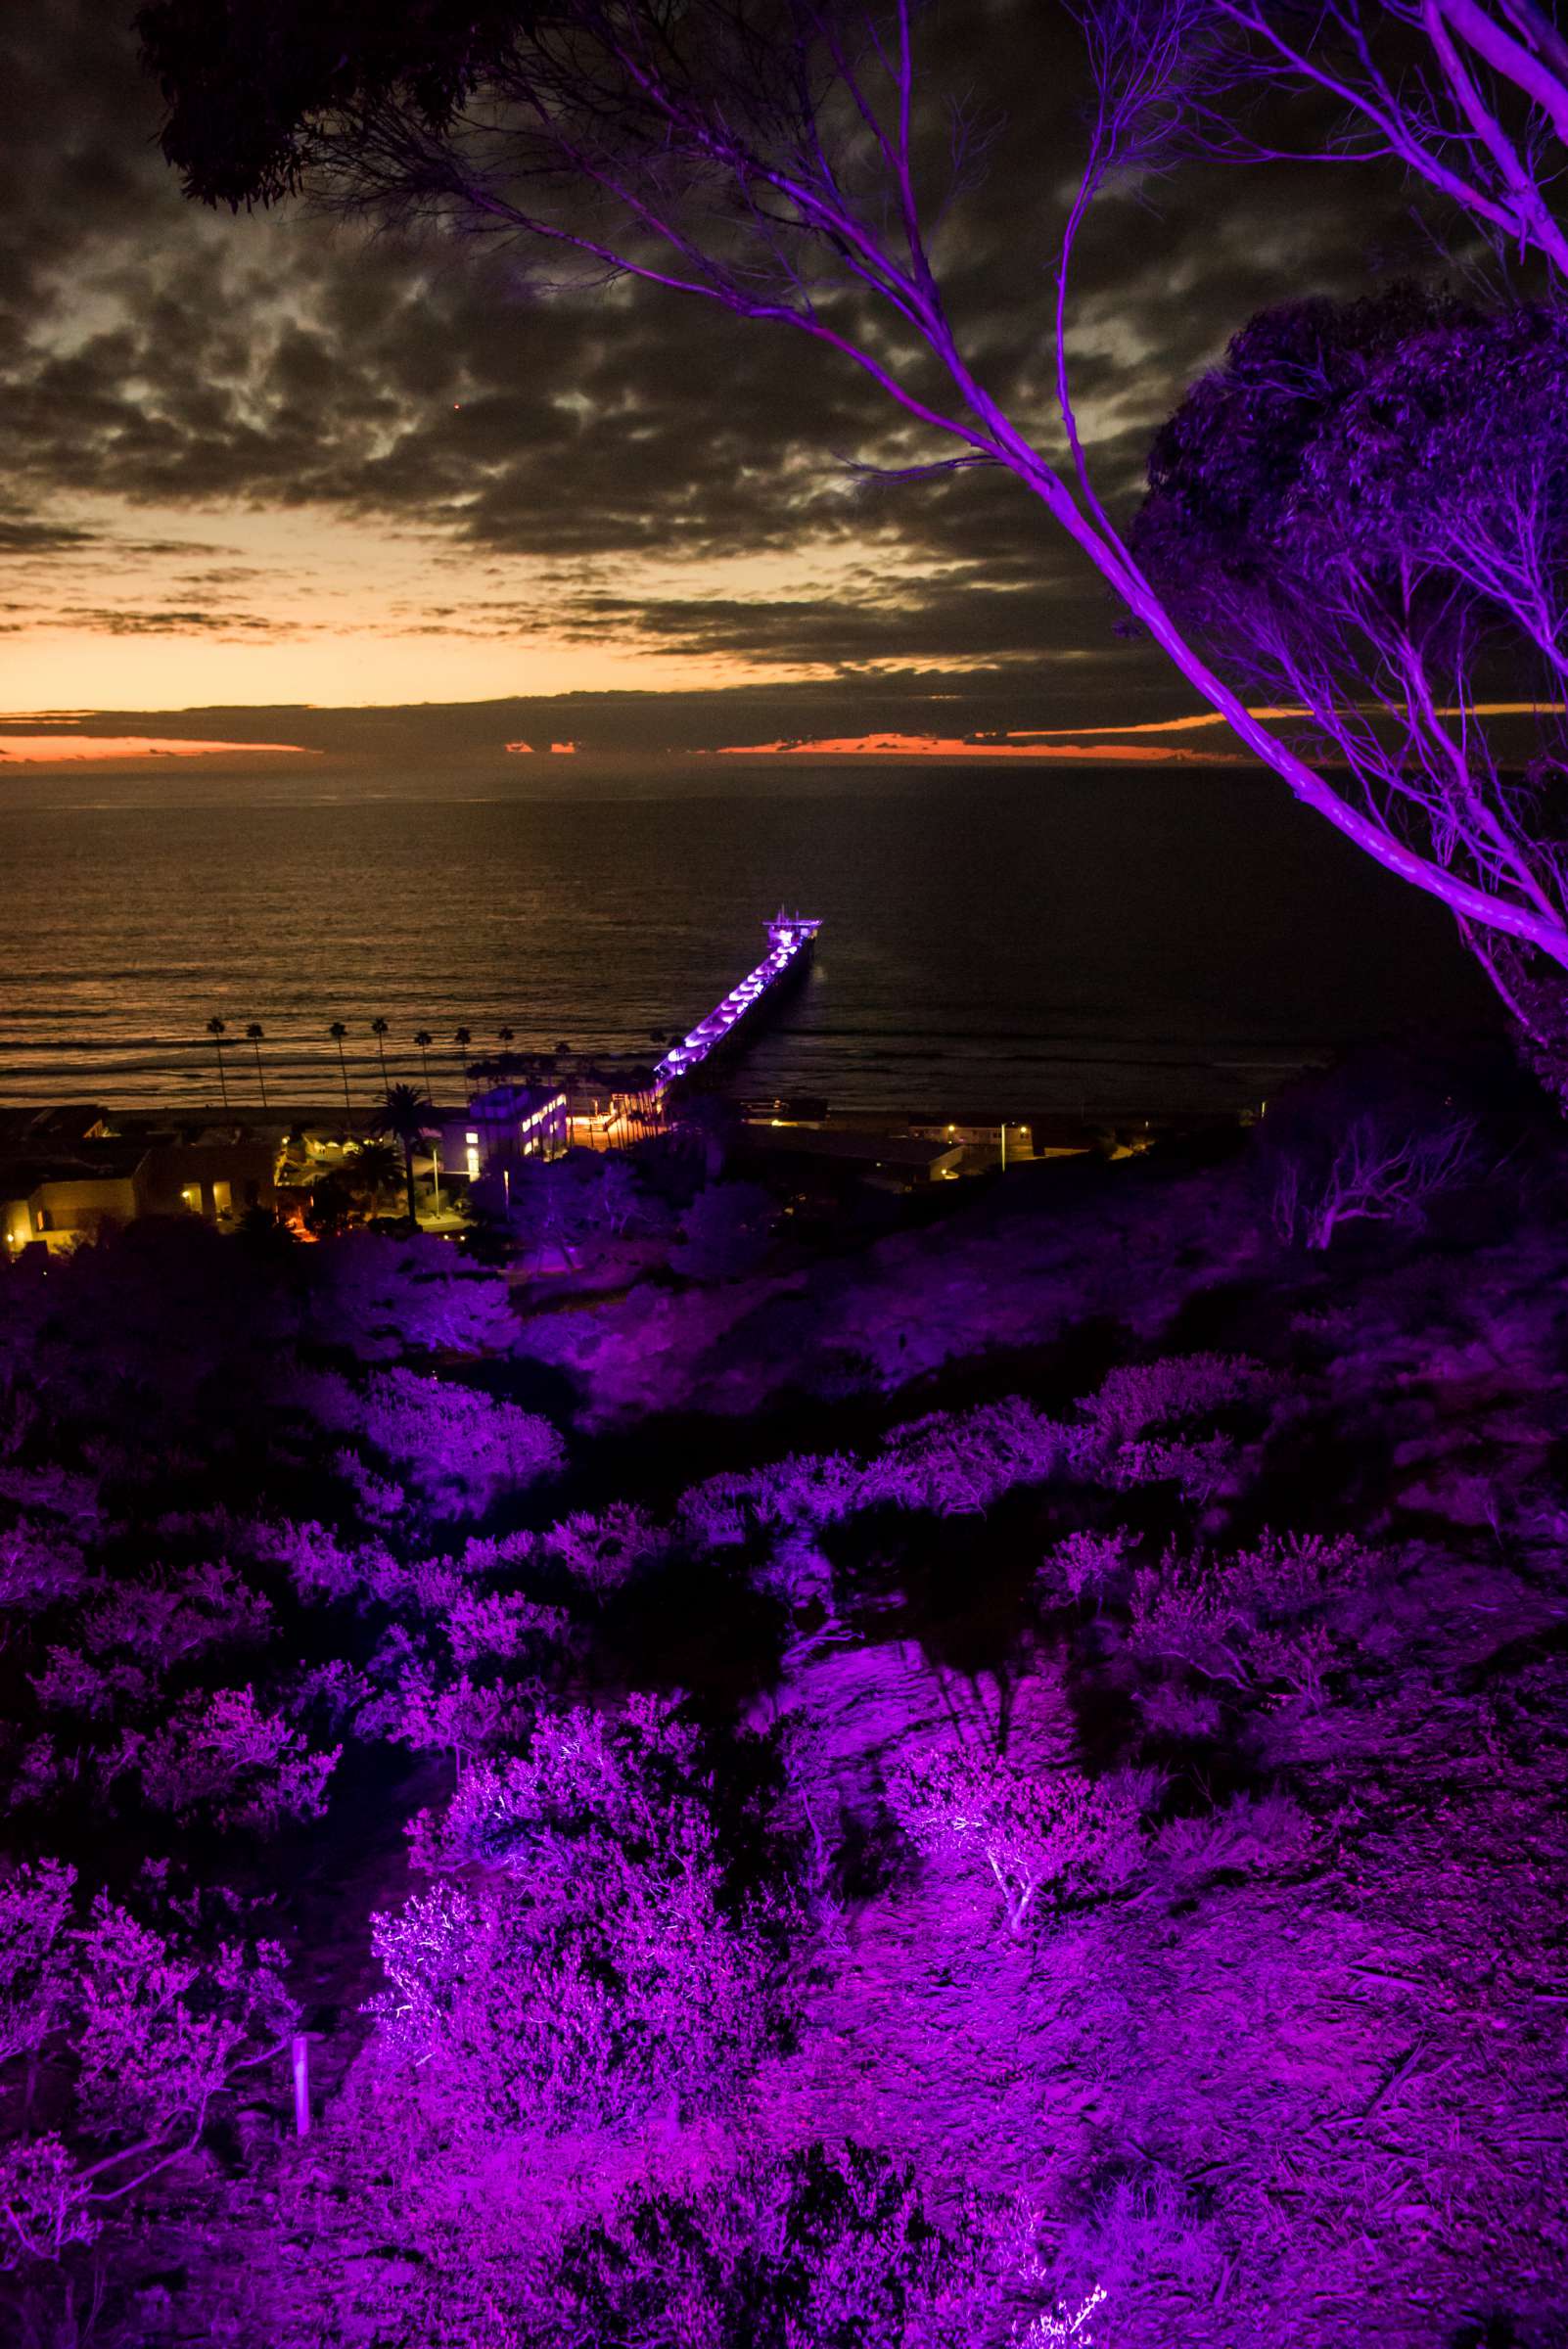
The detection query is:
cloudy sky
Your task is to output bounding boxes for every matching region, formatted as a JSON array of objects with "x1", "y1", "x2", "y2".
[{"x1": 0, "y1": 1, "x2": 1426, "y2": 760}]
